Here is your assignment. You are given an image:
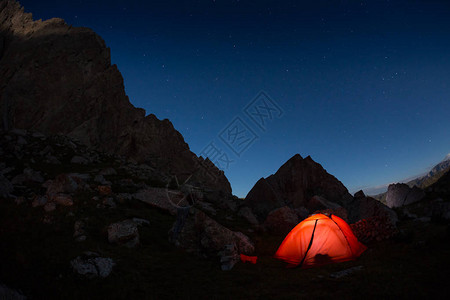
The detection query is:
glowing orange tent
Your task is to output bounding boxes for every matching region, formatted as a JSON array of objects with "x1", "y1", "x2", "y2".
[{"x1": 274, "y1": 214, "x2": 367, "y2": 268}]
